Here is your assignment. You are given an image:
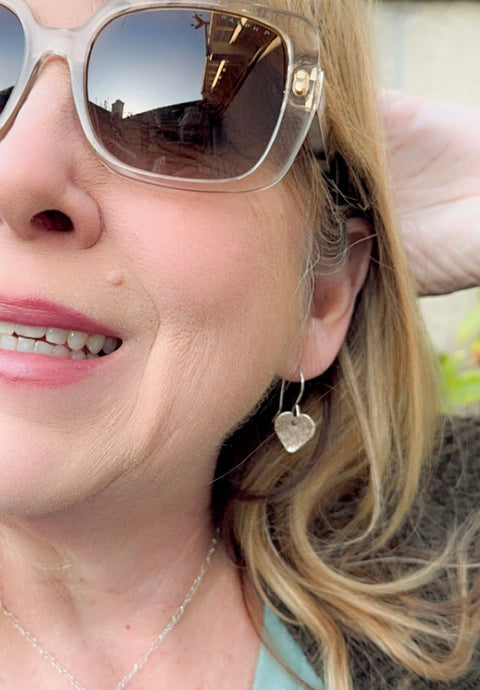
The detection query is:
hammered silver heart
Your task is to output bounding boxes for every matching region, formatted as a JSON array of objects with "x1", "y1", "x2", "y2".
[{"x1": 274, "y1": 411, "x2": 316, "y2": 454}]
